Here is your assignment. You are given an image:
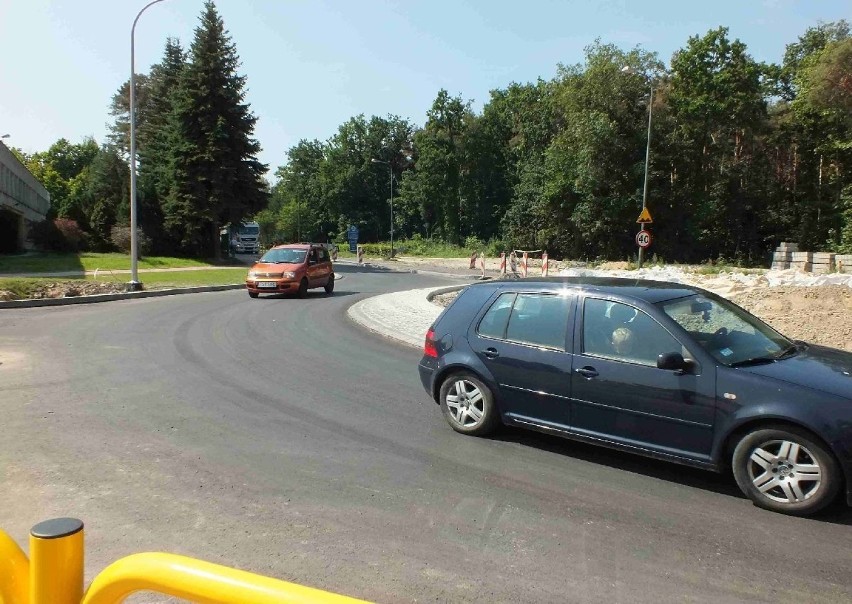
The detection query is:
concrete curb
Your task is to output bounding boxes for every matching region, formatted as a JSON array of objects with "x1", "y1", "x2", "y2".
[
  {"x1": 347, "y1": 286, "x2": 448, "y2": 348},
  {"x1": 0, "y1": 284, "x2": 246, "y2": 309},
  {"x1": 0, "y1": 273, "x2": 346, "y2": 309},
  {"x1": 425, "y1": 284, "x2": 467, "y2": 302}
]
